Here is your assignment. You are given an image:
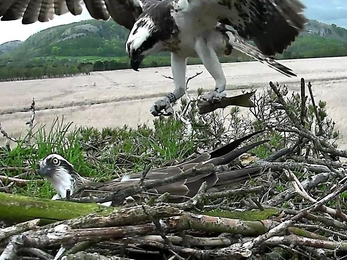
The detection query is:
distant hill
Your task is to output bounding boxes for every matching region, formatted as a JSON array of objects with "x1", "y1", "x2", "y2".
[
  {"x1": 1, "y1": 17, "x2": 347, "y2": 81},
  {"x1": 0, "y1": 40, "x2": 23, "y2": 55},
  {"x1": 0, "y1": 19, "x2": 129, "y2": 61},
  {"x1": 280, "y1": 20, "x2": 347, "y2": 59},
  {"x1": 2, "y1": 18, "x2": 347, "y2": 64},
  {"x1": 304, "y1": 20, "x2": 347, "y2": 41}
]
